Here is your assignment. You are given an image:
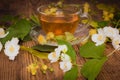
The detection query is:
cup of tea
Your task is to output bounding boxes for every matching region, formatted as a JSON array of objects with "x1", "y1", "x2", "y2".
[{"x1": 37, "y1": 4, "x2": 90, "y2": 35}]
